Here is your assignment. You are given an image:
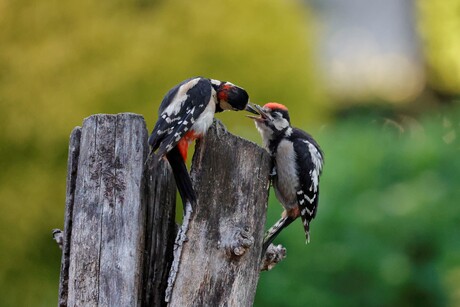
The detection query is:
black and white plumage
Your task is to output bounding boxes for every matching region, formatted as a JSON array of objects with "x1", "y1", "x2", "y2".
[
  {"x1": 148, "y1": 77, "x2": 250, "y2": 206},
  {"x1": 247, "y1": 102, "x2": 324, "y2": 253}
]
